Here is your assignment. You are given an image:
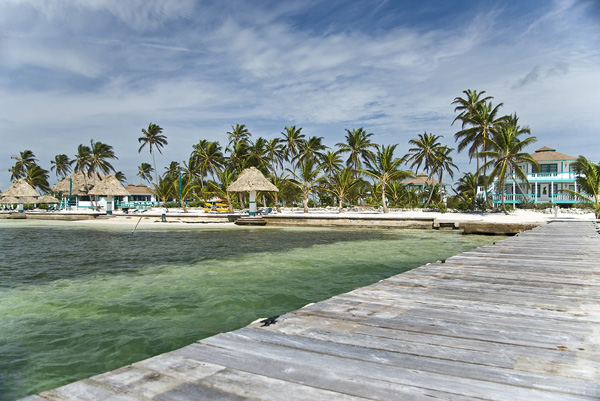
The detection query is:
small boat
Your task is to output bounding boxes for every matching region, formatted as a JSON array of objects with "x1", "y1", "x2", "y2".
[{"x1": 203, "y1": 198, "x2": 230, "y2": 213}]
